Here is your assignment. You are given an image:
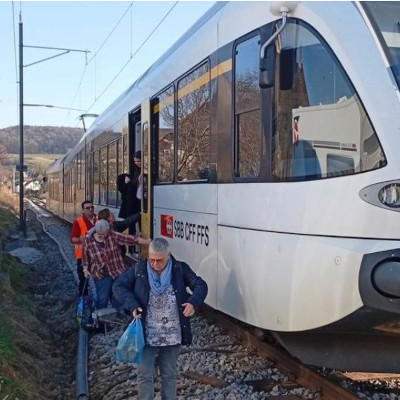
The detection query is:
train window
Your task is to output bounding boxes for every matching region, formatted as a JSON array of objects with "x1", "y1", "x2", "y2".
[
  {"x1": 63, "y1": 172, "x2": 67, "y2": 202},
  {"x1": 108, "y1": 142, "x2": 117, "y2": 206},
  {"x1": 363, "y1": 2, "x2": 400, "y2": 90},
  {"x1": 76, "y1": 154, "x2": 80, "y2": 191},
  {"x1": 64, "y1": 169, "x2": 72, "y2": 203},
  {"x1": 117, "y1": 138, "x2": 123, "y2": 206},
  {"x1": 93, "y1": 151, "x2": 100, "y2": 204},
  {"x1": 177, "y1": 62, "x2": 211, "y2": 182},
  {"x1": 154, "y1": 86, "x2": 174, "y2": 183},
  {"x1": 87, "y1": 153, "x2": 93, "y2": 202},
  {"x1": 51, "y1": 176, "x2": 60, "y2": 201},
  {"x1": 142, "y1": 122, "x2": 149, "y2": 213},
  {"x1": 70, "y1": 169, "x2": 74, "y2": 202},
  {"x1": 100, "y1": 147, "x2": 107, "y2": 205},
  {"x1": 79, "y1": 149, "x2": 85, "y2": 190},
  {"x1": 49, "y1": 177, "x2": 54, "y2": 200},
  {"x1": 234, "y1": 34, "x2": 262, "y2": 179},
  {"x1": 123, "y1": 133, "x2": 128, "y2": 174},
  {"x1": 271, "y1": 20, "x2": 386, "y2": 181}
]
